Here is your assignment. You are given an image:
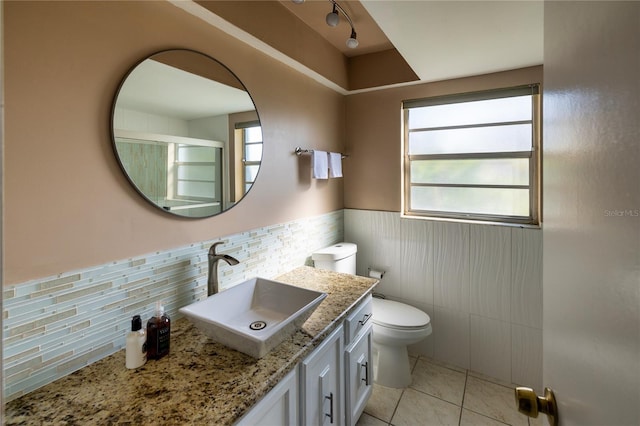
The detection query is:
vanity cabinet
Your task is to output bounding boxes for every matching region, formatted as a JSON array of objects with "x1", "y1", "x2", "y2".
[
  {"x1": 236, "y1": 296, "x2": 373, "y2": 426},
  {"x1": 343, "y1": 296, "x2": 374, "y2": 426},
  {"x1": 235, "y1": 368, "x2": 298, "y2": 426},
  {"x1": 300, "y1": 324, "x2": 345, "y2": 425}
]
